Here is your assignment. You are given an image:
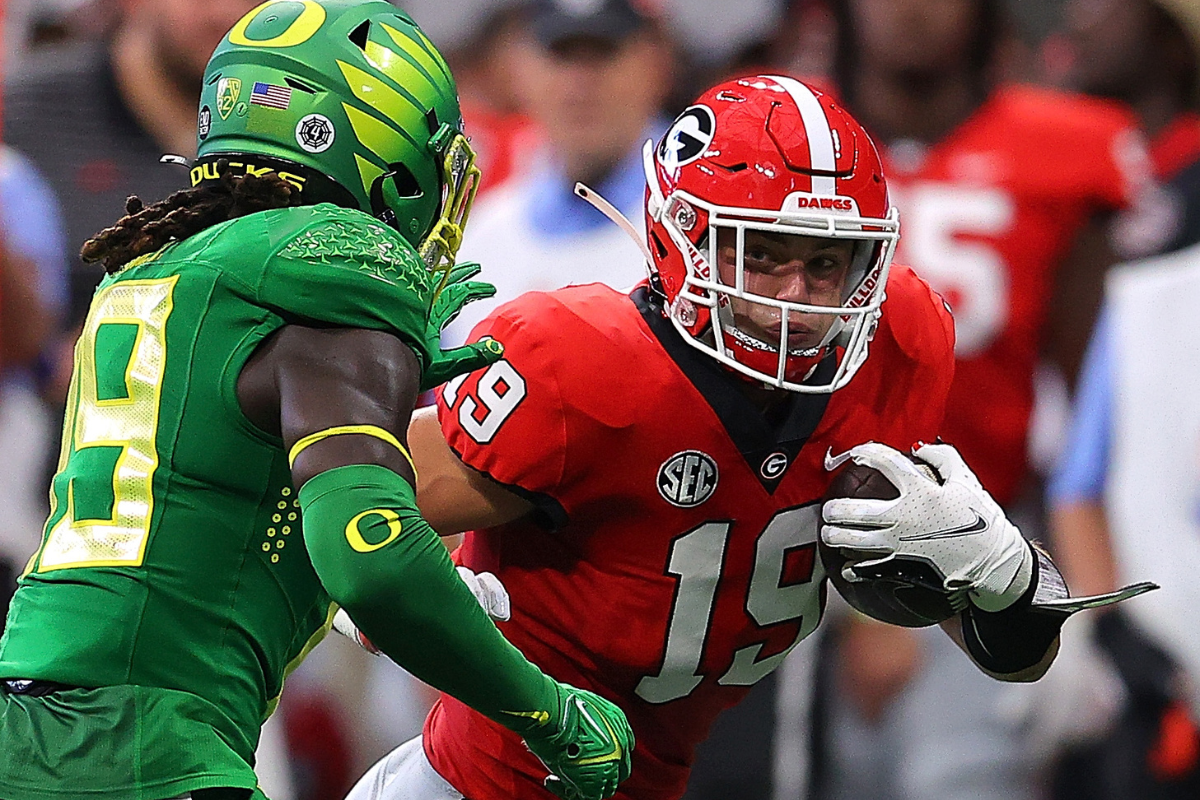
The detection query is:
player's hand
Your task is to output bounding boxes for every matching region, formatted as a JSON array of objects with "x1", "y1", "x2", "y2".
[
  {"x1": 454, "y1": 565, "x2": 510, "y2": 621},
  {"x1": 522, "y1": 682, "x2": 634, "y2": 800},
  {"x1": 332, "y1": 566, "x2": 511, "y2": 654},
  {"x1": 821, "y1": 441, "x2": 1033, "y2": 612},
  {"x1": 420, "y1": 261, "x2": 503, "y2": 391}
]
